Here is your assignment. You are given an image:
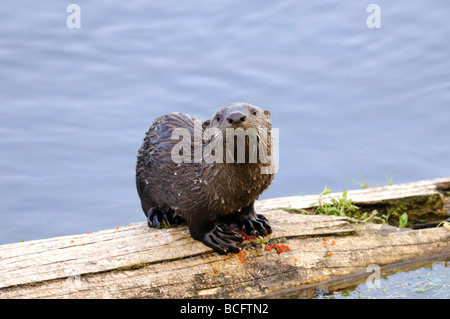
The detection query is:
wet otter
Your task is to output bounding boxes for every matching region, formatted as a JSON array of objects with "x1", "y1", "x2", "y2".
[{"x1": 136, "y1": 102, "x2": 275, "y2": 254}]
